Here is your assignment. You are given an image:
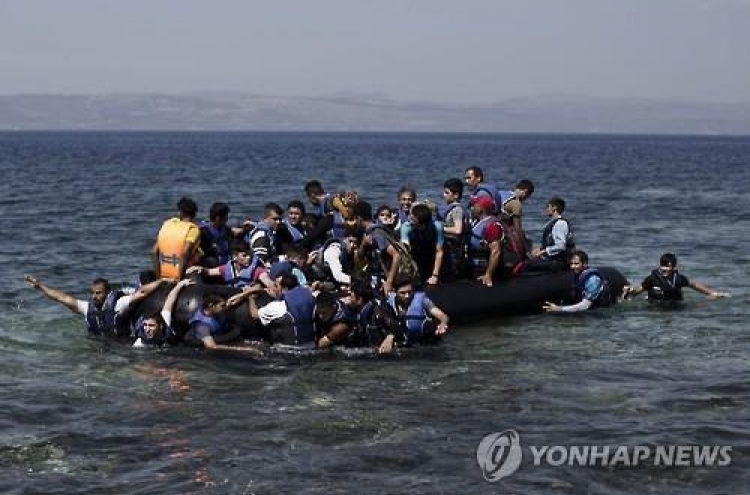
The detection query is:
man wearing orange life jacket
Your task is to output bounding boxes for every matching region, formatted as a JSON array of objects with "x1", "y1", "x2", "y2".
[{"x1": 152, "y1": 197, "x2": 202, "y2": 280}]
